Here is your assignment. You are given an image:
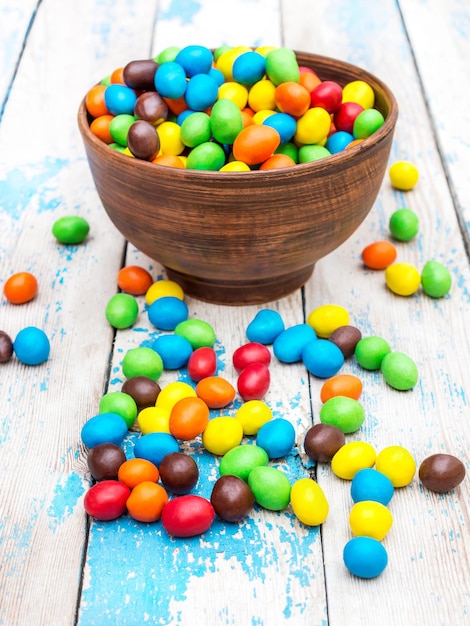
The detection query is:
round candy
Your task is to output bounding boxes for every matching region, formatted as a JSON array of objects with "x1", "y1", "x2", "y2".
[
  {"x1": 328, "y1": 325, "x2": 362, "y2": 359},
  {"x1": 99, "y1": 390, "x2": 138, "y2": 428},
  {"x1": 123, "y1": 59, "x2": 159, "y2": 90},
  {"x1": 307, "y1": 304, "x2": 349, "y2": 339},
  {"x1": 87, "y1": 442, "x2": 126, "y2": 481},
  {"x1": 202, "y1": 416, "x2": 244, "y2": 456},
  {"x1": 310, "y1": 80, "x2": 342, "y2": 113},
  {"x1": 0, "y1": 330, "x2": 13, "y2": 363},
  {"x1": 196, "y1": 375, "x2": 236, "y2": 409},
  {"x1": 52, "y1": 216, "x2": 90, "y2": 244},
  {"x1": 169, "y1": 396, "x2": 209, "y2": 440},
  {"x1": 385, "y1": 262, "x2": 421, "y2": 296},
  {"x1": 105, "y1": 293, "x2": 139, "y2": 329},
  {"x1": 210, "y1": 98, "x2": 243, "y2": 145},
  {"x1": 256, "y1": 418, "x2": 296, "y2": 459},
  {"x1": 235, "y1": 400, "x2": 272, "y2": 435},
  {"x1": 186, "y1": 141, "x2": 226, "y2": 171},
  {"x1": 133, "y1": 431, "x2": 179, "y2": 467},
  {"x1": 156, "y1": 381, "x2": 197, "y2": 411},
  {"x1": 154, "y1": 61, "x2": 187, "y2": 99},
  {"x1": 294, "y1": 107, "x2": 331, "y2": 145},
  {"x1": 109, "y1": 114, "x2": 135, "y2": 146},
  {"x1": 161, "y1": 494, "x2": 215, "y2": 537},
  {"x1": 263, "y1": 112, "x2": 297, "y2": 144},
  {"x1": 134, "y1": 91, "x2": 168, "y2": 126},
  {"x1": 375, "y1": 445, "x2": 416, "y2": 487},
  {"x1": 389, "y1": 208, "x2": 419, "y2": 241},
  {"x1": 273, "y1": 323, "x2": 316, "y2": 363},
  {"x1": 157, "y1": 121, "x2": 184, "y2": 155},
  {"x1": 352, "y1": 109, "x2": 385, "y2": 139},
  {"x1": 175, "y1": 45, "x2": 213, "y2": 76},
  {"x1": 153, "y1": 334, "x2": 193, "y2": 370},
  {"x1": 127, "y1": 119, "x2": 160, "y2": 161},
  {"x1": 331, "y1": 441, "x2": 376, "y2": 480},
  {"x1": 319, "y1": 396, "x2": 365, "y2": 434},
  {"x1": 355, "y1": 336, "x2": 391, "y2": 370},
  {"x1": 219, "y1": 444, "x2": 269, "y2": 481},
  {"x1": 158, "y1": 451, "x2": 199, "y2": 494},
  {"x1": 180, "y1": 112, "x2": 212, "y2": 147},
  {"x1": 4, "y1": 271, "x2": 38, "y2": 304},
  {"x1": 389, "y1": 160, "x2": 419, "y2": 190},
  {"x1": 320, "y1": 374, "x2": 363, "y2": 403},
  {"x1": 84, "y1": 480, "x2": 130, "y2": 521},
  {"x1": 137, "y1": 406, "x2": 171, "y2": 434},
  {"x1": 342, "y1": 80, "x2": 375, "y2": 109},
  {"x1": 232, "y1": 51, "x2": 266, "y2": 85},
  {"x1": 301, "y1": 339, "x2": 345, "y2": 378},
  {"x1": 117, "y1": 266, "x2": 153, "y2": 295},
  {"x1": 104, "y1": 83, "x2": 137, "y2": 115},
  {"x1": 349, "y1": 501, "x2": 393, "y2": 540},
  {"x1": 185, "y1": 73, "x2": 219, "y2": 111},
  {"x1": 81, "y1": 412, "x2": 128, "y2": 449},
  {"x1": 237, "y1": 362, "x2": 271, "y2": 401},
  {"x1": 126, "y1": 481, "x2": 168, "y2": 523},
  {"x1": 333, "y1": 101, "x2": 364, "y2": 134},
  {"x1": 326, "y1": 130, "x2": 354, "y2": 153},
  {"x1": 343, "y1": 536, "x2": 388, "y2": 579},
  {"x1": 290, "y1": 477, "x2": 329, "y2": 526},
  {"x1": 265, "y1": 47, "x2": 300, "y2": 85},
  {"x1": 246, "y1": 308, "x2": 285, "y2": 345},
  {"x1": 247, "y1": 465, "x2": 291, "y2": 511},
  {"x1": 381, "y1": 351, "x2": 418, "y2": 391},
  {"x1": 419, "y1": 453, "x2": 466, "y2": 493},
  {"x1": 361, "y1": 240, "x2": 397, "y2": 270},
  {"x1": 122, "y1": 347, "x2": 163, "y2": 381},
  {"x1": 420, "y1": 260, "x2": 452, "y2": 298},
  {"x1": 121, "y1": 375, "x2": 161, "y2": 411},
  {"x1": 298, "y1": 144, "x2": 331, "y2": 163},
  {"x1": 13, "y1": 326, "x2": 50, "y2": 365},
  {"x1": 233, "y1": 124, "x2": 280, "y2": 165},
  {"x1": 303, "y1": 423, "x2": 345, "y2": 463},
  {"x1": 186, "y1": 346, "x2": 217, "y2": 382},
  {"x1": 232, "y1": 342, "x2": 271, "y2": 372},
  {"x1": 174, "y1": 318, "x2": 216, "y2": 348},
  {"x1": 145, "y1": 279, "x2": 184, "y2": 305},
  {"x1": 118, "y1": 457, "x2": 160, "y2": 489},
  {"x1": 210, "y1": 474, "x2": 255, "y2": 522},
  {"x1": 351, "y1": 468, "x2": 394, "y2": 506}
]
